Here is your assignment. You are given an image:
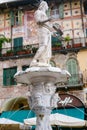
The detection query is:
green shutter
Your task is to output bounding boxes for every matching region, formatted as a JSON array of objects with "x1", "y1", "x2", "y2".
[
  {"x1": 3, "y1": 68, "x2": 10, "y2": 86},
  {"x1": 10, "y1": 11, "x2": 15, "y2": 26},
  {"x1": 13, "y1": 37, "x2": 23, "y2": 51},
  {"x1": 67, "y1": 59, "x2": 78, "y2": 85},
  {"x1": 3, "y1": 67, "x2": 17, "y2": 86},
  {"x1": 52, "y1": 36, "x2": 58, "y2": 44},
  {"x1": 59, "y1": 3, "x2": 64, "y2": 19},
  {"x1": 86, "y1": 29, "x2": 87, "y2": 37},
  {"x1": 67, "y1": 59, "x2": 78, "y2": 74},
  {"x1": 10, "y1": 67, "x2": 17, "y2": 85},
  {"x1": 46, "y1": 8, "x2": 51, "y2": 17},
  {"x1": 52, "y1": 34, "x2": 62, "y2": 46},
  {"x1": 18, "y1": 10, "x2": 22, "y2": 25}
]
